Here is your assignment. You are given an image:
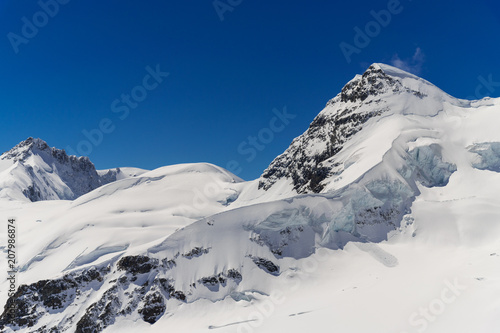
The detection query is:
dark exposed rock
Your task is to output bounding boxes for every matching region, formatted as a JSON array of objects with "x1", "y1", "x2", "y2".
[
  {"x1": 22, "y1": 184, "x2": 43, "y2": 202},
  {"x1": 248, "y1": 256, "x2": 280, "y2": 275},
  {"x1": 260, "y1": 93, "x2": 384, "y2": 193},
  {"x1": 138, "y1": 291, "x2": 166, "y2": 324},
  {"x1": 197, "y1": 269, "x2": 243, "y2": 292},
  {"x1": 75, "y1": 265, "x2": 185, "y2": 332},
  {"x1": 161, "y1": 258, "x2": 177, "y2": 270},
  {"x1": 199, "y1": 274, "x2": 226, "y2": 287},
  {"x1": 226, "y1": 269, "x2": 243, "y2": 282},
  {"x1": 0, "y1": 267, "x2": 106, "y2": 332},
  {"x1": 157, "y1": 278, "x2": 186, "y2": 301},
  {"x1": 117, "y1": 255, "x2": 158, "y2": 275},
  {"x1": 182, "y1": 247, "x2": 210, "y2": 259},
  {"x1": 75, "y1": 286, "x2": 121, "y2": 333},
  {"x1": 170, "y1": 291, "x2": 186, "y2": 301}
]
